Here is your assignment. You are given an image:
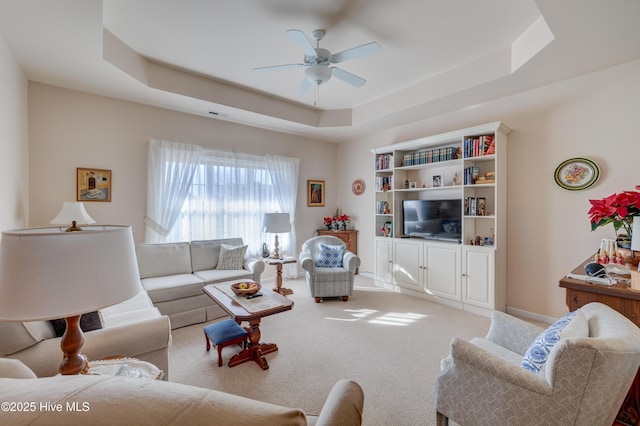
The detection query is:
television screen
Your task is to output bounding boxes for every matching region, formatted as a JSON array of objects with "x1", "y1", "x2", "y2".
[{"x1": 402, "y1": 199, "x2": 462, "y2": 242}]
